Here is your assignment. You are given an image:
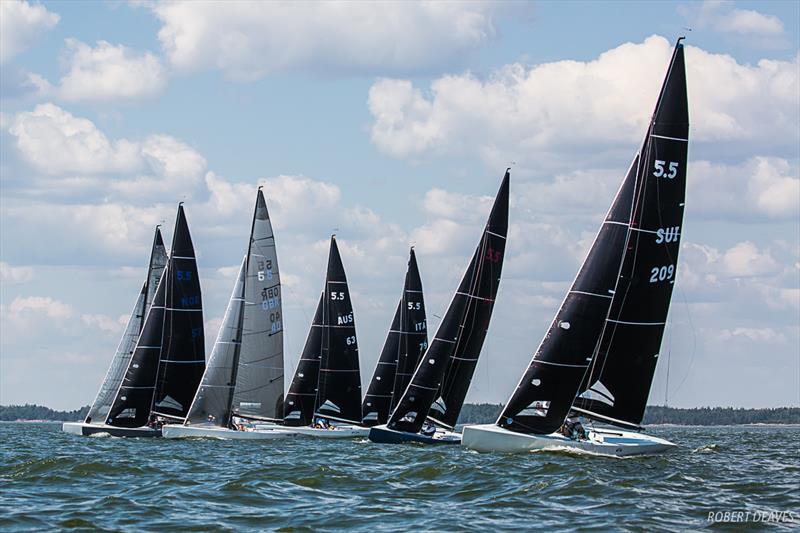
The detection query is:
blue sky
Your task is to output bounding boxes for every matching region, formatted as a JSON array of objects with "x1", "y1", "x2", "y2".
[{"x1": 1, "y1": 0, "x2": 798, "y2": 410}]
